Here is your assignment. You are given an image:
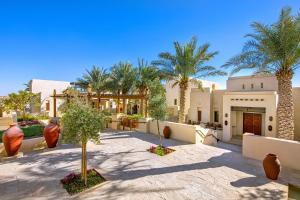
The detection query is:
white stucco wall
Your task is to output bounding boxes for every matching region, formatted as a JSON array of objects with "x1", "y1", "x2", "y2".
[
  {"x1": 223, "y1": 91, "x2": 278, "y2": 141},
  {"x1": 293, "y1": 87, "x2": 300, "y2": 141},
  {"x1": 188, "y1": 88, "x2": 211, "y2": 123},
  {"x1": 30, "y1": 79, "x2": 70, "y2": 113},
  {"x1": 227, "y1": 75, "x2": 278, "y2": 92},
  {"x1": 243, "y1": 133, "x2": 300, "y2": 170},
  {"x1": 211, "y1": 90, "x2": 225, "y2": 123},
  {"x1": 165, "y1": 79, "x2": 219, "y2": 120},
  {"x1": 149, "y1": 120, "x2": 198, "y2": 144}
]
